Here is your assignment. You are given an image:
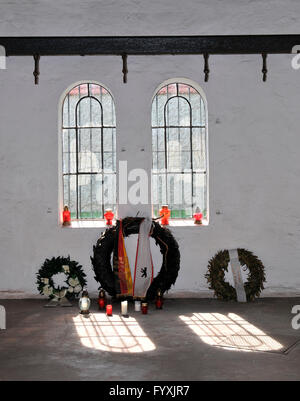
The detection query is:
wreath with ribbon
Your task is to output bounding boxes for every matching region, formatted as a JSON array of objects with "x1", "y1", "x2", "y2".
[
  {"x1": 91, "y1": 217, "x2": 180, "y2": 300},
  {"x1": 36, "y1": 256, "x2": 87, "y2": 300},
  {"x1": 205, "y1": 249, "x2": 266, "y2": 301}
]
